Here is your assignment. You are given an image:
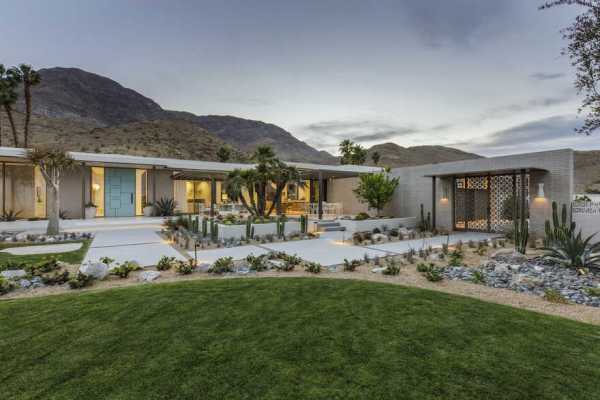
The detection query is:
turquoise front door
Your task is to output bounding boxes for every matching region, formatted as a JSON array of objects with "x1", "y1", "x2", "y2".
[{"x1": 105, "y1": 168, "x2": 136, "y2": 217}]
